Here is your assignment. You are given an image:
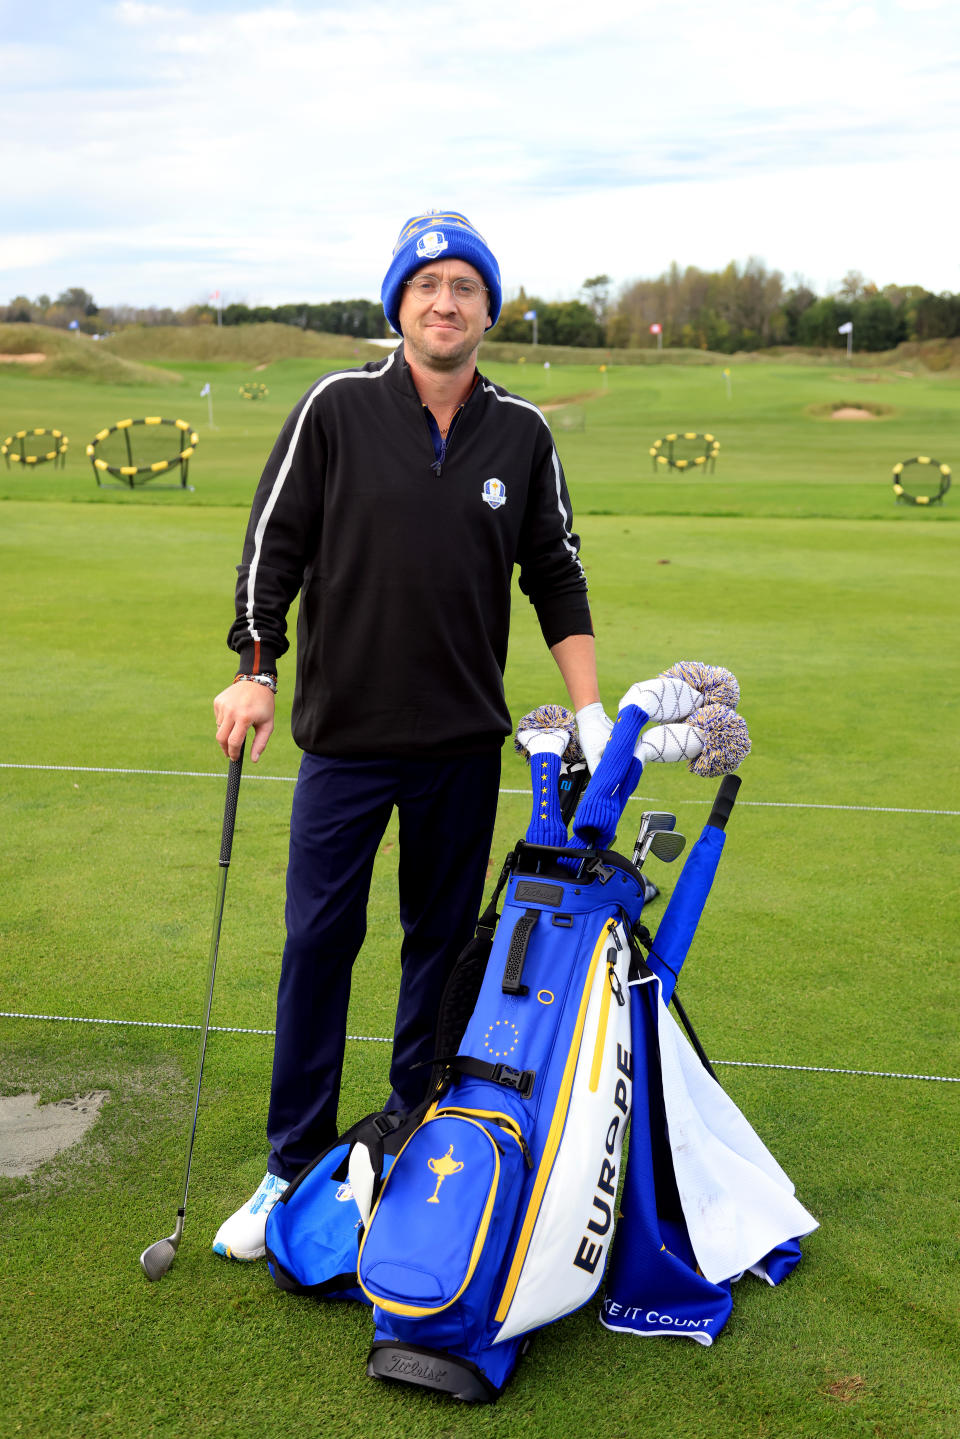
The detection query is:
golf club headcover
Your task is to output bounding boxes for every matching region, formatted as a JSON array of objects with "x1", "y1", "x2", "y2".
[
  {"x1": 661, "y1": 660, "x2": 741, "y2": 712},
  {"x1": 574, "y1": 701, "x2": 614, "y2": 774},
  {"x1": 618, "y1": 674, "x2": 702, "y2": 724},
  {"x1": 634, "y1": 706, "x2": 750, "y2": 778},
  {"x1": 684, "y1": 703, "x2": 751, "y2": 777},
  {"x1": 568, "y1": 704, "x2": 650, "y2": 851},
  {"x1": 515, "y1": 706, "x2": 582, "y2": 847}
]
